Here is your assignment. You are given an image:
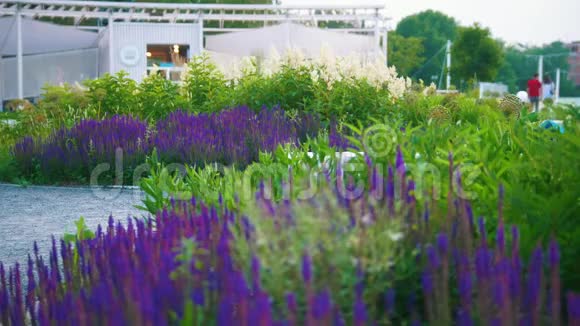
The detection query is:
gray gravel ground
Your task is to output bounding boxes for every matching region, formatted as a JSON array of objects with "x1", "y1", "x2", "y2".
[{"x1": 0, "y1": 184, "x2": 148, "y2": 266}]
